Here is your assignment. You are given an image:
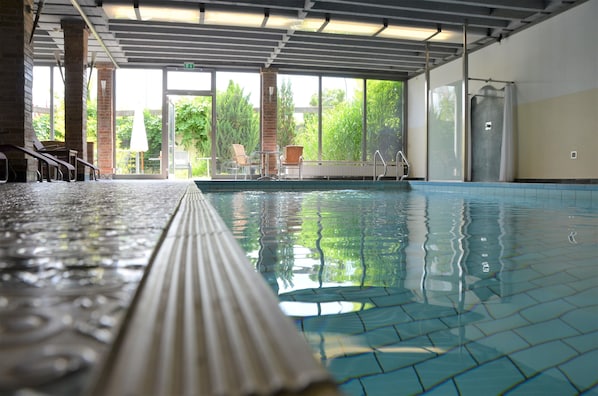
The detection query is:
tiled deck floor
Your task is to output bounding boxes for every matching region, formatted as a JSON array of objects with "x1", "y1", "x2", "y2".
[{"x1": 0, "y1": 181, "x2": 188, "y2": 394}]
